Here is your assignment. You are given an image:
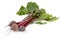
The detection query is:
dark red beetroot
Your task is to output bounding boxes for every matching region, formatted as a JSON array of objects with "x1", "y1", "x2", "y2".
[
  {"x1": 8, "y1": 13, "x2": 35, "y2": 31},
  {"x1": 11, "y1": 23, "x2": 19, "y2": 31}
]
